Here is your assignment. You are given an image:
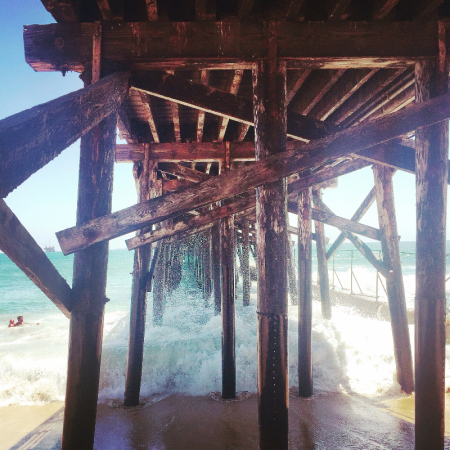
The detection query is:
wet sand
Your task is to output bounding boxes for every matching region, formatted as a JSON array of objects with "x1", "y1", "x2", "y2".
[{"x1": 6, "y1": 392, "x2": 450, "y2": 450}]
